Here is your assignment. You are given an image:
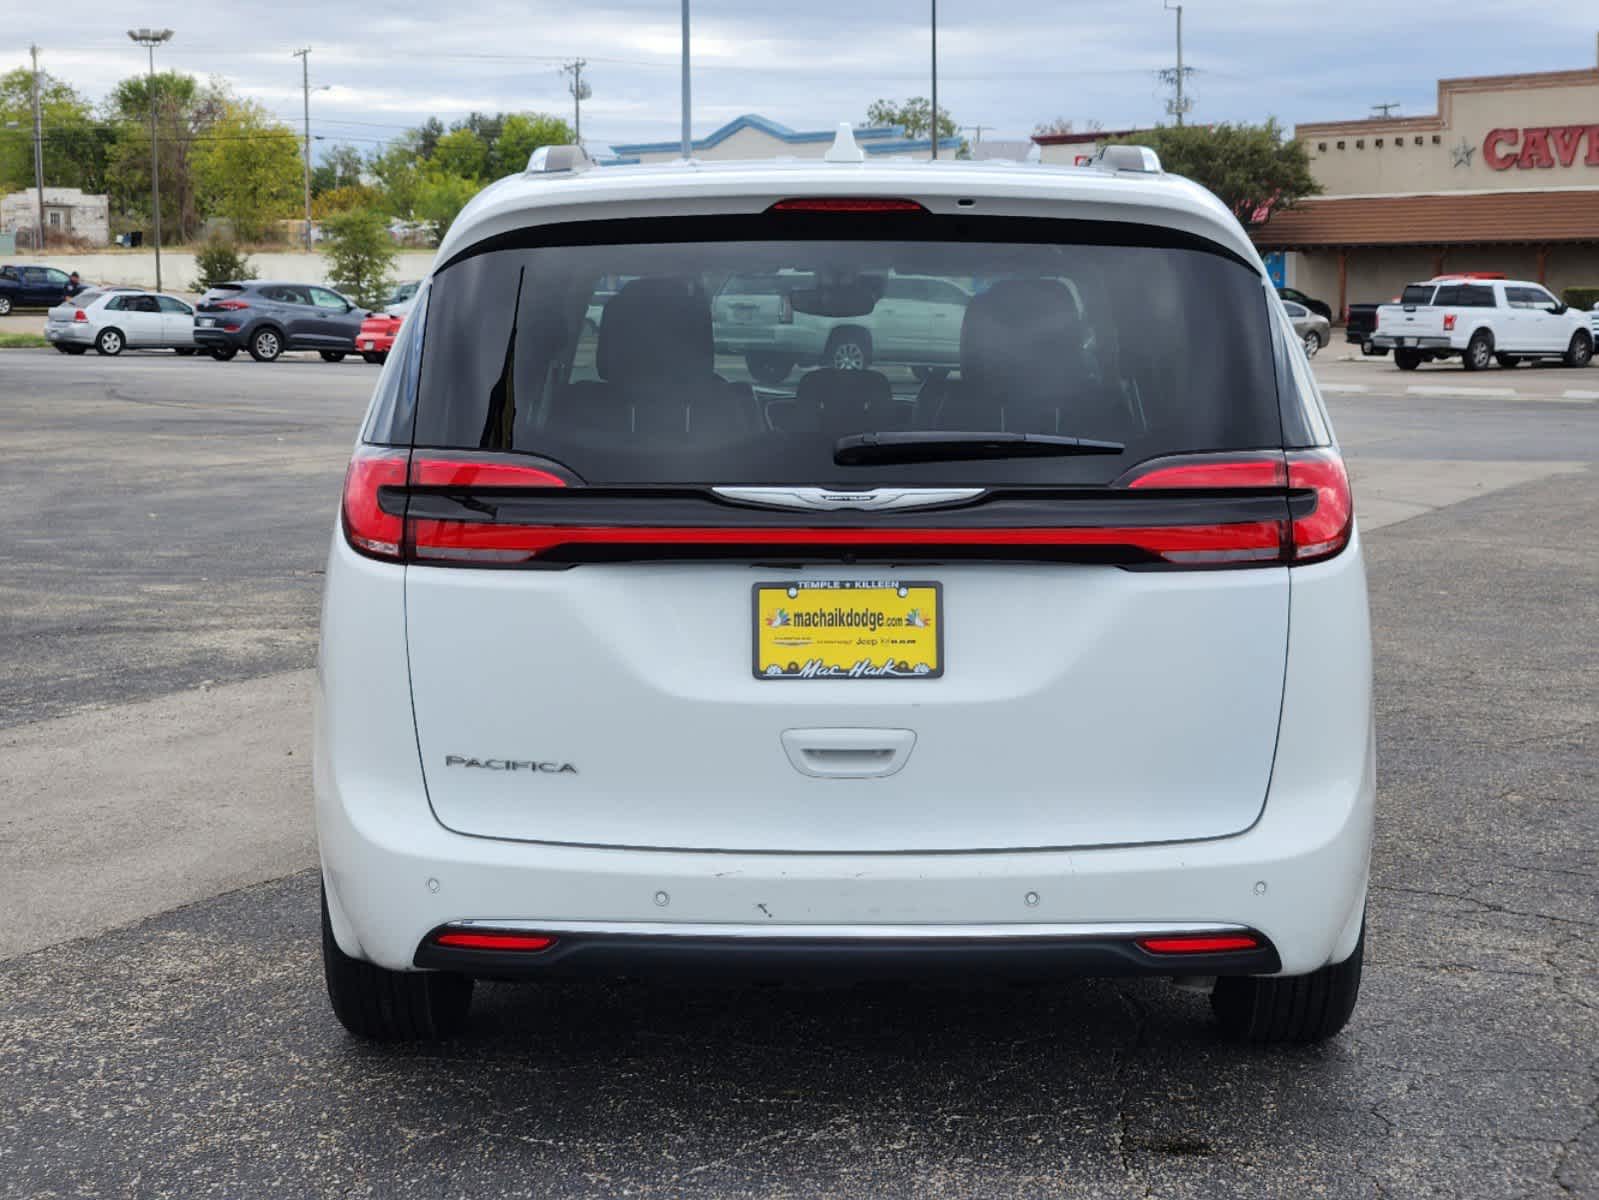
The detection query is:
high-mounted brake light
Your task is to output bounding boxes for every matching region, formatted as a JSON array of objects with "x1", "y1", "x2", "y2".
[
  {"x1": 1137, "y1": 934, "x2": 1261, "y2": 954},
  {"x1": 769, "y1": 197, "x2": 926, "y2": 213},
  {"x1": 432, "y1": 931, "x2": 557, "y2": 952}
]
